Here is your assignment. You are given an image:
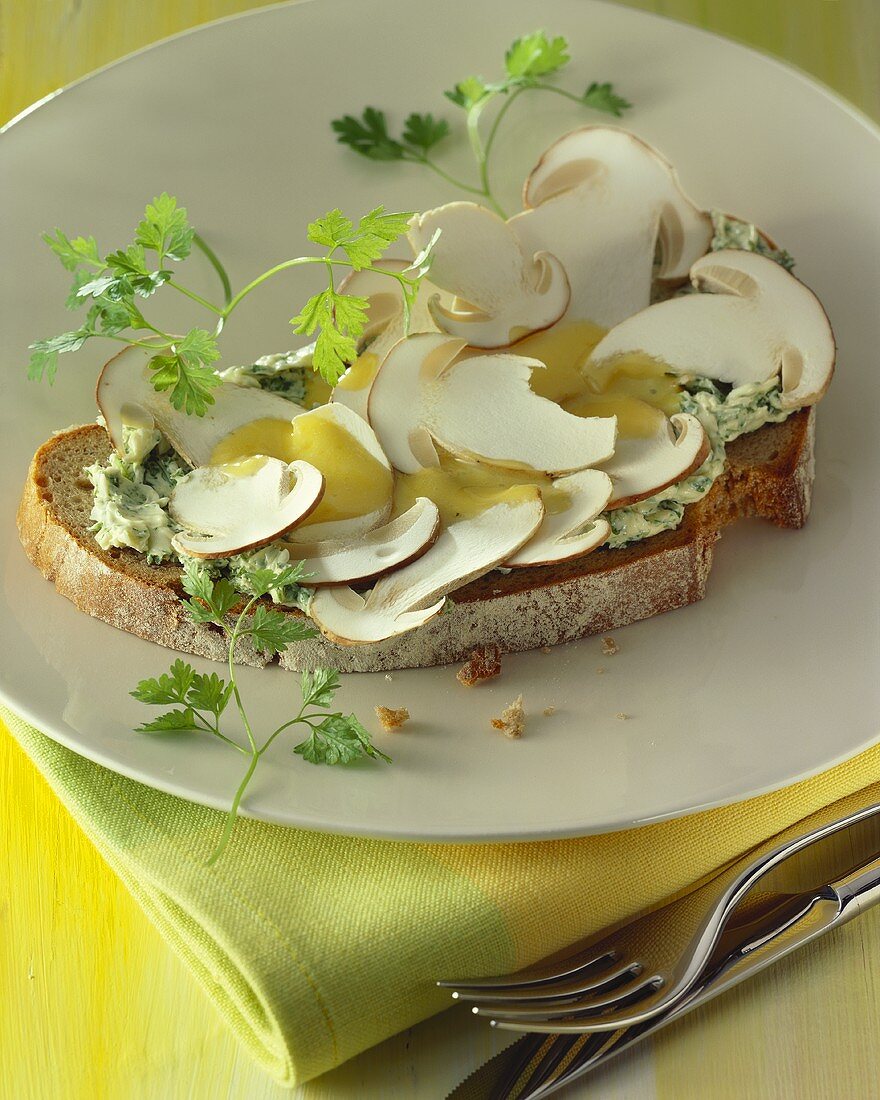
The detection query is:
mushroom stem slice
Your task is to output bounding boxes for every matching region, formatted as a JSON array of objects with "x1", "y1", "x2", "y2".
[
  {"x1": 308, "y1": 492, "x2": 545, "y2": 645},
  {"x1": 589, "y1": 250, "x2": 836, "y2": 408},
  {"x1": 510, "y1": 126, "x2": 712, "y2": 327},
  {"x1": 368, "y1": 332, "x2": 617, "y2": 475},
  {"x1": 408, "y1": 202, "x2": 570, "y2": 348},
  {"x1": 170, "y1": 459, "x2": 324, "y2": 559},
  {"x1": 96, "y1": 344, "x2": 305, "y2": 467},
  {"x1": 283, "y1": 498, "x2": 441, "y2": 586},
  {"x1": 505, "y1": 469, "x2": 614, "y2": 567},
  {"x1": 602, "y1": 413, "x2": 709, "y2": 509}
]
